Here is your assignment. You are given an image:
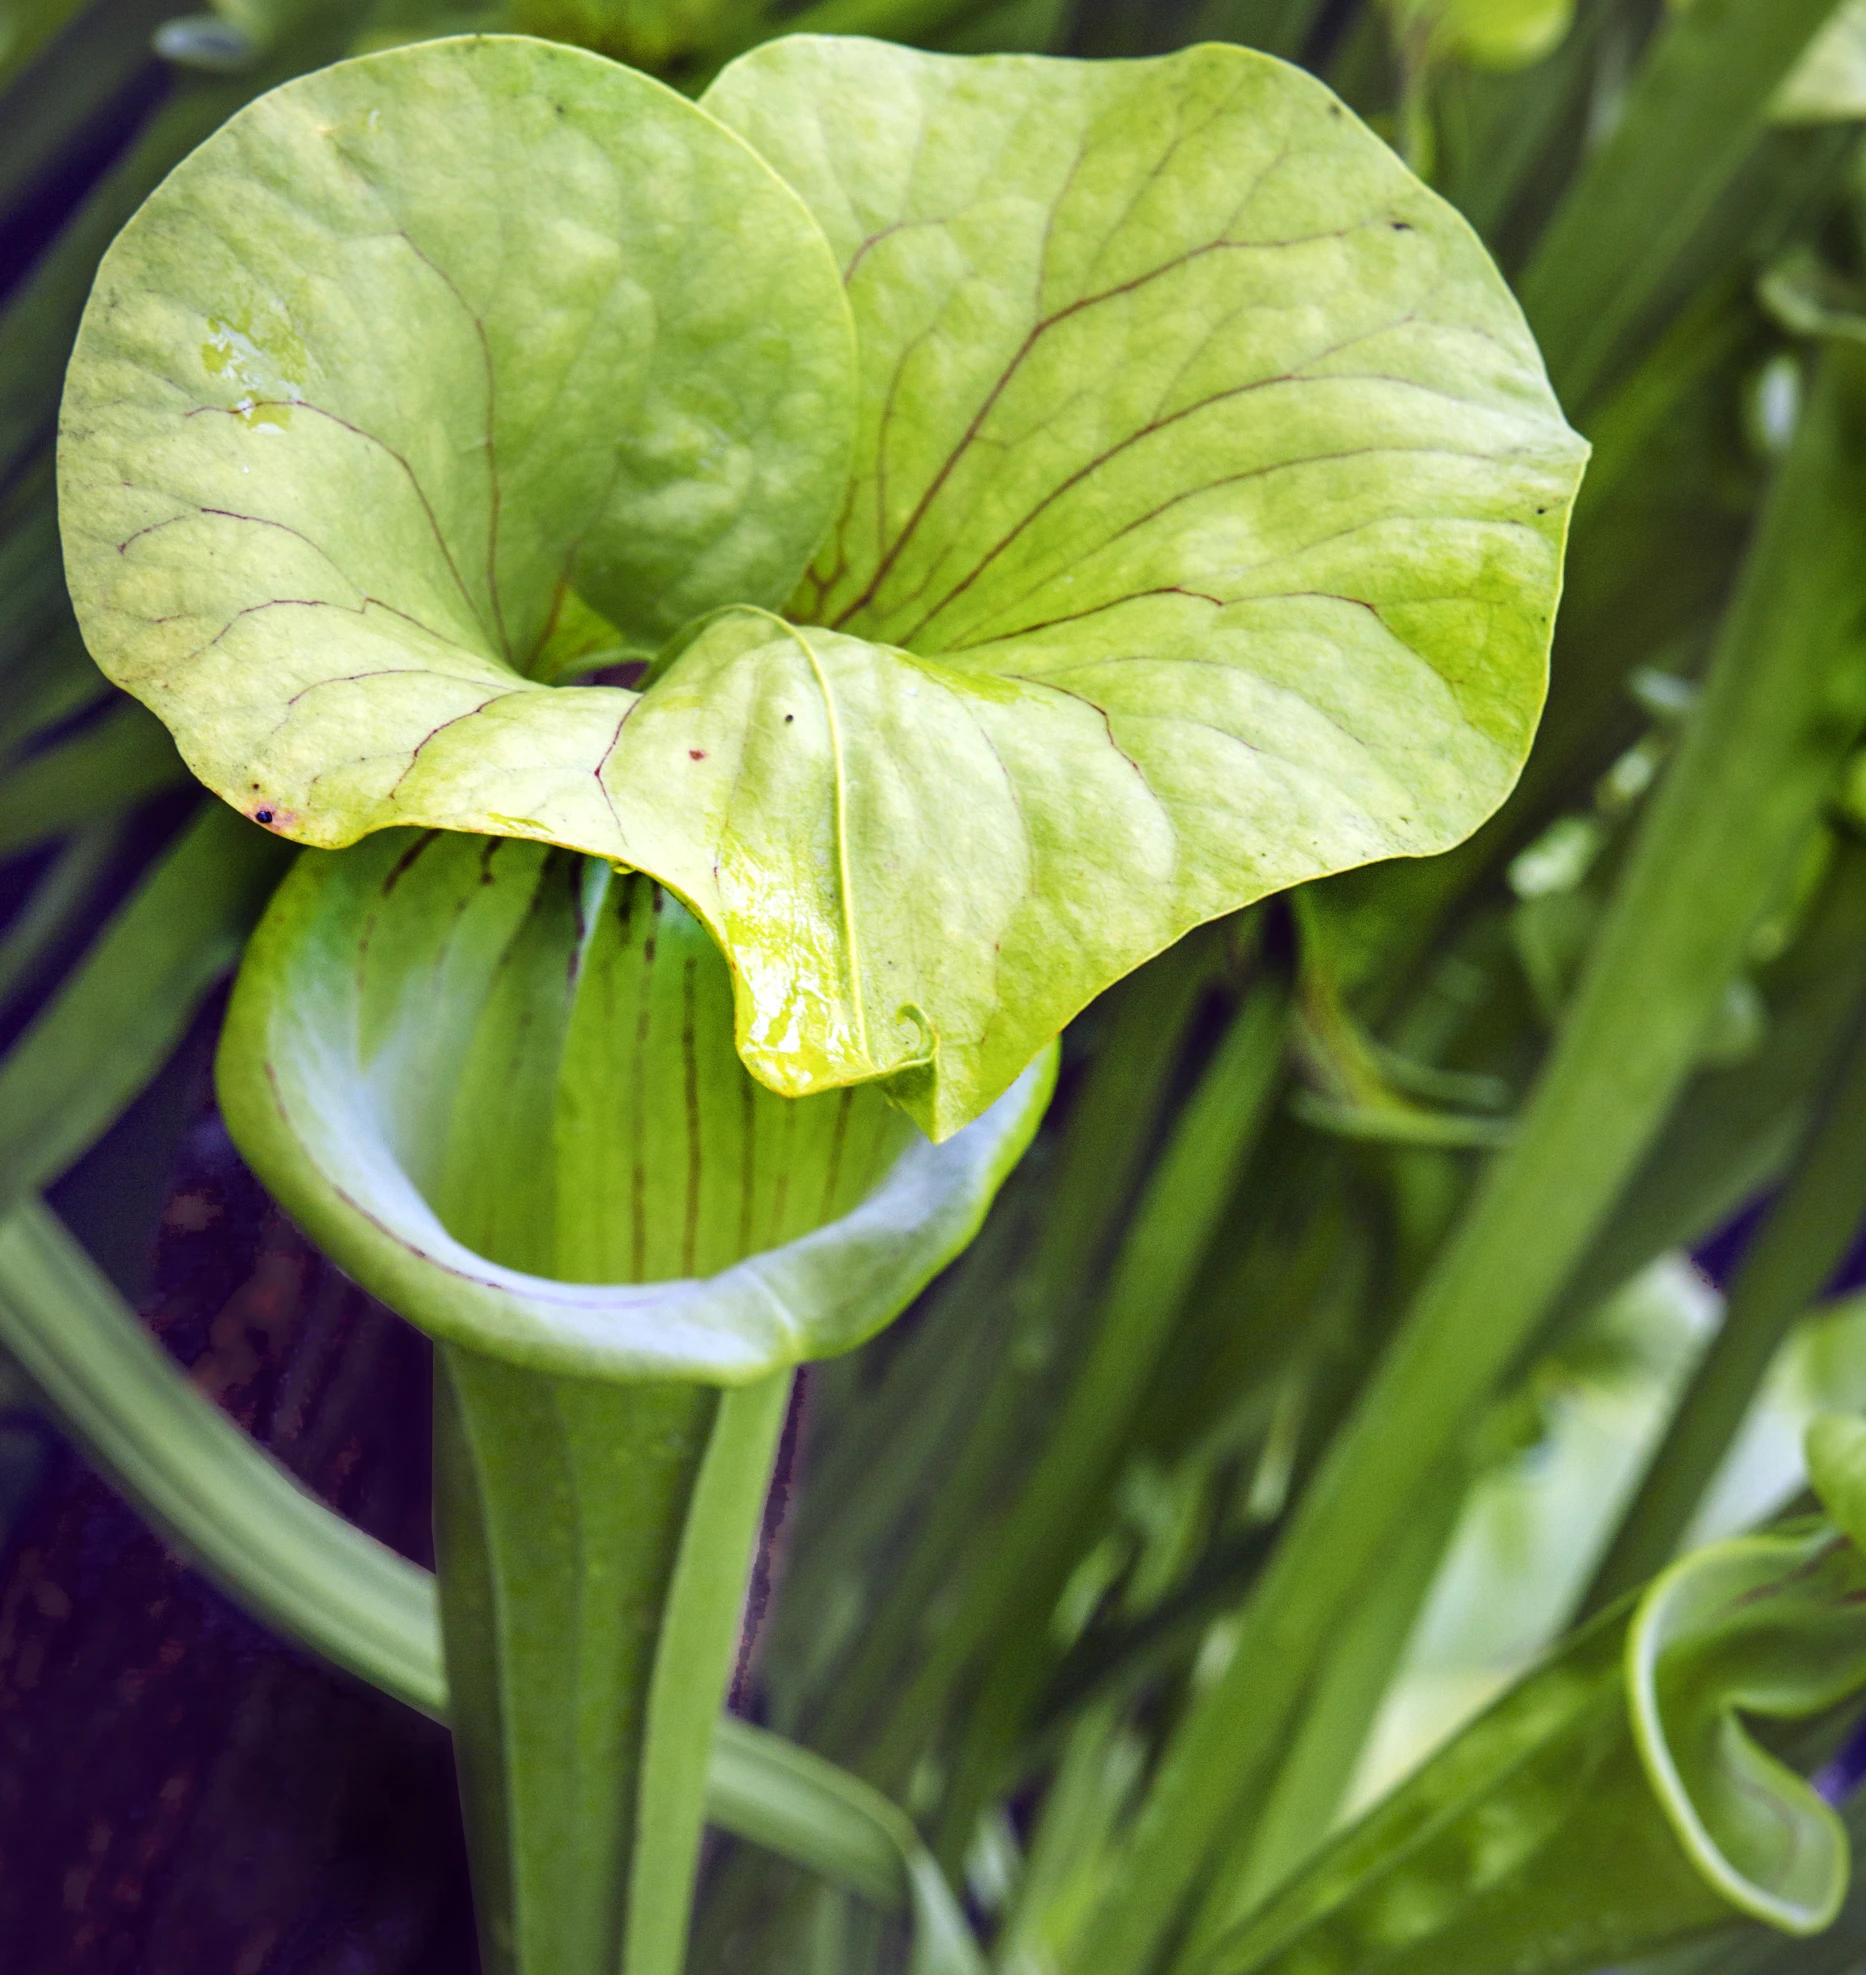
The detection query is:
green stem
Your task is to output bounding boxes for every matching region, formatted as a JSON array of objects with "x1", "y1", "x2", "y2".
[
  {"x1": 1517, "y1": 0, "x2": 1839, "y2": 411},
  {"x1": 630, "y1": 1371, "x2": 794, "y2": 1974},
  {"x1": 807, "y1": 934, "x2": 1221, "y2": 1774},
  {"x1": 929, "y1": 976, "x2": 1288, "y2": 1862},
  {"x1": 0, "y1": 1189, "x2": 983, "y2": 1960},
  {"x1": 434, "y1": 1347, "x2": 790, "y2": 1975},
  {"x1": 1085, "y1": 340, "x2": 1866, "y2": 1975},
  {"x1": 1189, "y1": 1457, "x2": 1468, "y2": 1945},
  {"x1": 1584, "y1": 995, "x2": 1866, "y2": 1611}
]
